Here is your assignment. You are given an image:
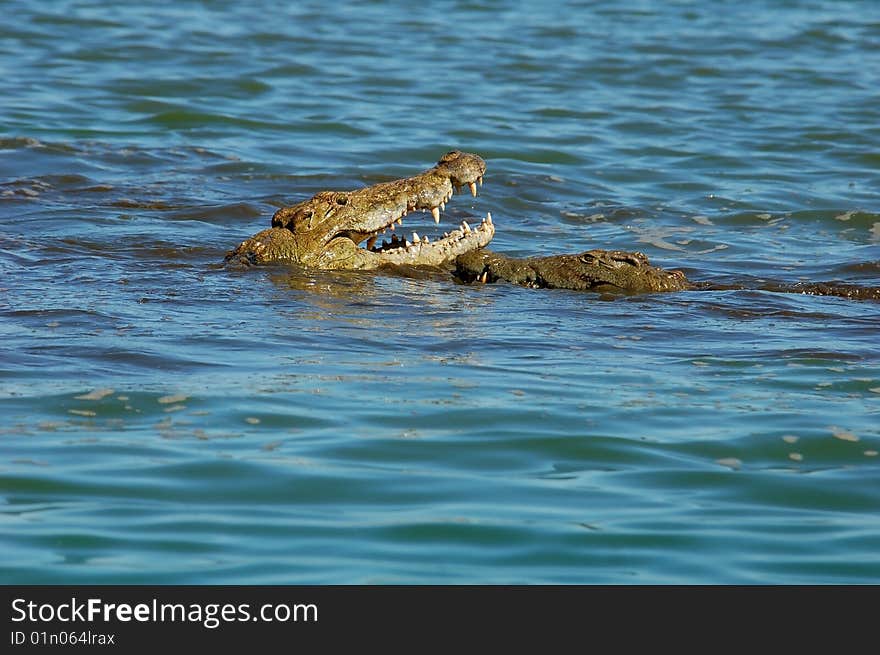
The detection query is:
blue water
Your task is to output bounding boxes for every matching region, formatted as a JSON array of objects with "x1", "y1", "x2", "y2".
[{"x1": 1, "y1": 0, "x2": 879, "y2": 583}]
